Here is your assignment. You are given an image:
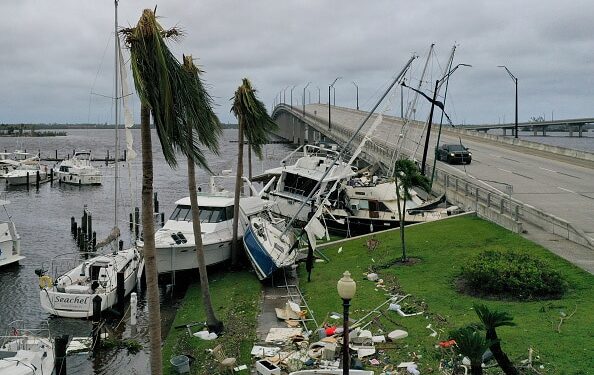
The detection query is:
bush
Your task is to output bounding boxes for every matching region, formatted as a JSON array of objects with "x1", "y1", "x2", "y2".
[{"x1": 459, "y1": 250, "x2": 568, "y2": 300}]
